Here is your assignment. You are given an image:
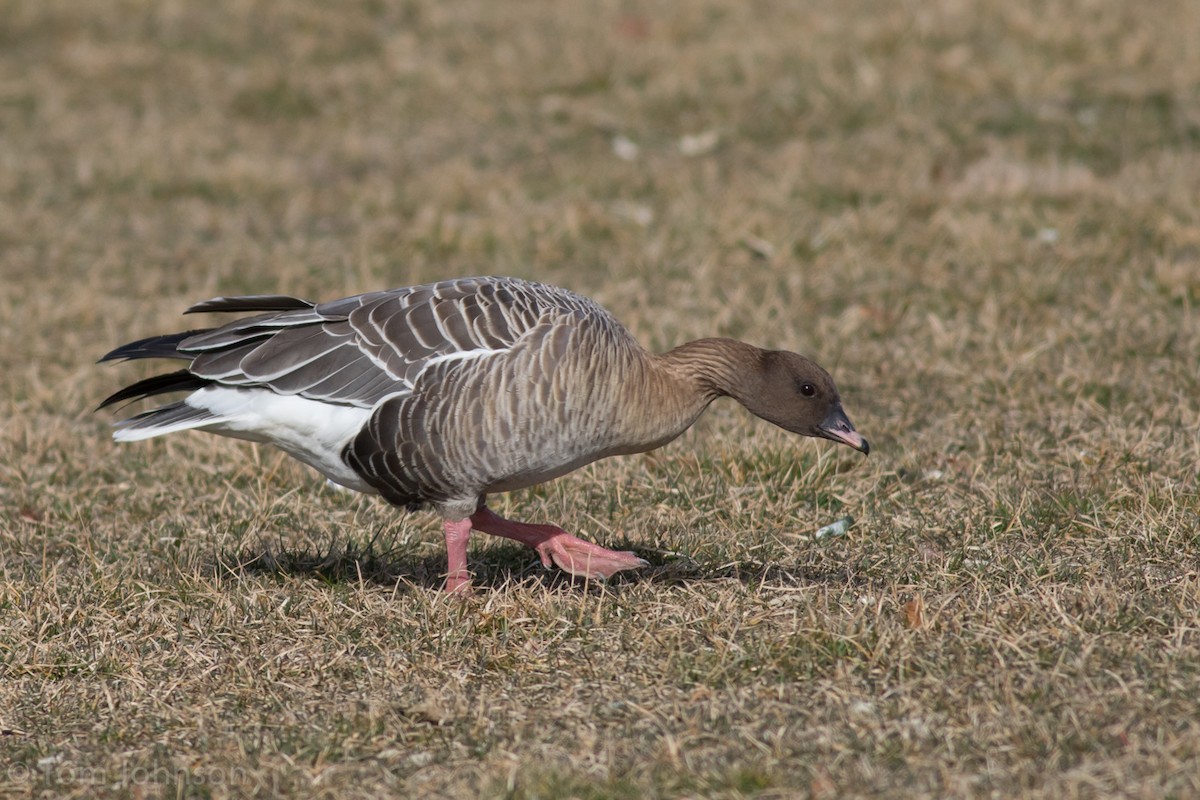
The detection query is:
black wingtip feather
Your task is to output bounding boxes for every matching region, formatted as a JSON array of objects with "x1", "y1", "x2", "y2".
[
  {"x1": 185, "y1": 295, "x2": 314, "y2": 315},
  {"x1": 98, "y1": 330, "x2": 210, "y2": 364},
  {"x1": 97, "y1": 370, "x2": 211, "y2": 411}
]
